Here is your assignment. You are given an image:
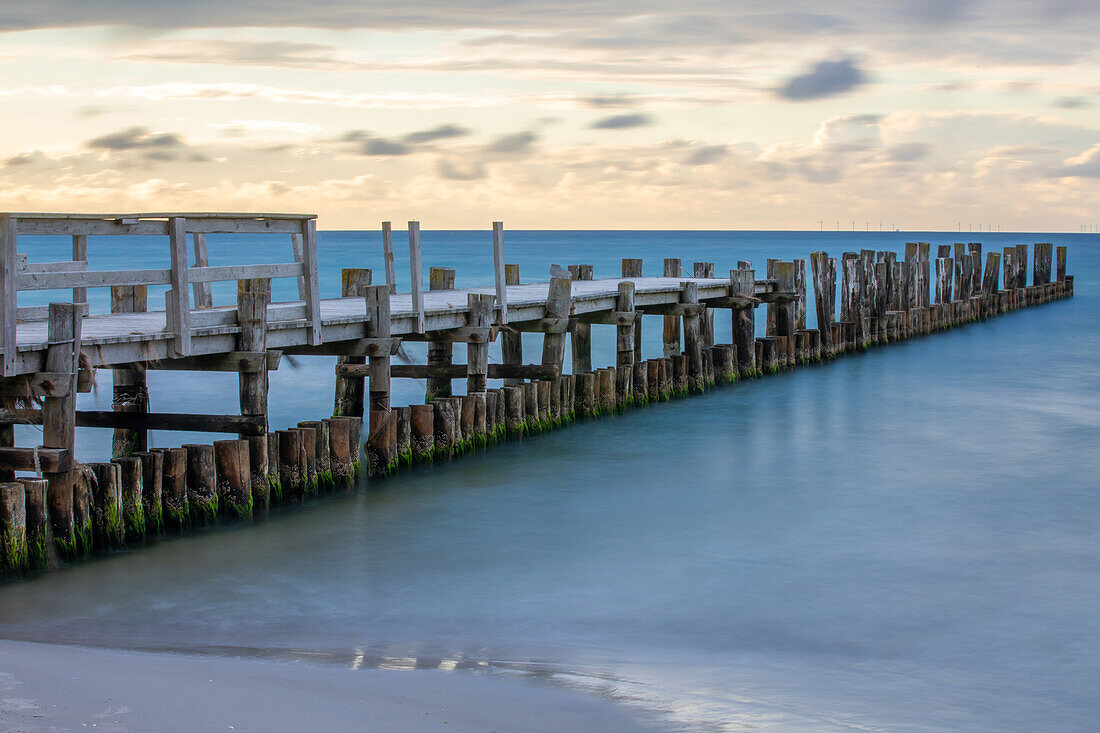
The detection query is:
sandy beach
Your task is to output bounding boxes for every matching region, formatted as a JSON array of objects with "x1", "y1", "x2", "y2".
[{"x1": 0, "y1": 640, "x2": 659, "y2": 732}]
